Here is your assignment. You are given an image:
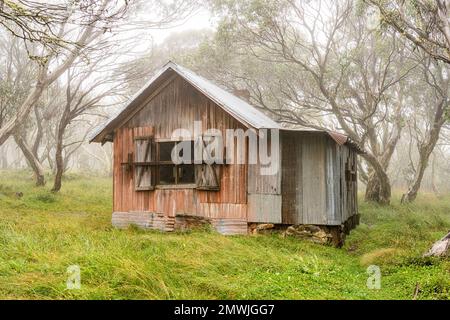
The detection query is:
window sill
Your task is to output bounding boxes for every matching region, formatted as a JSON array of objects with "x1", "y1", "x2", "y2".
[{"x1": 155, "y1": 184, "x2": 197, "y2": 190}]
